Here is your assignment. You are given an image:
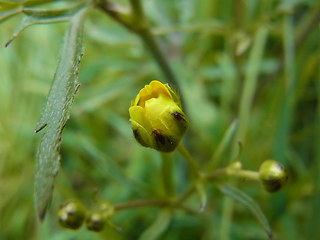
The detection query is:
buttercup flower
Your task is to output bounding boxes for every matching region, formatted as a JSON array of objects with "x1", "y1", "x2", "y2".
[{"x1": 129, "y1": 80, "x2": 188, "y2": 152}]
